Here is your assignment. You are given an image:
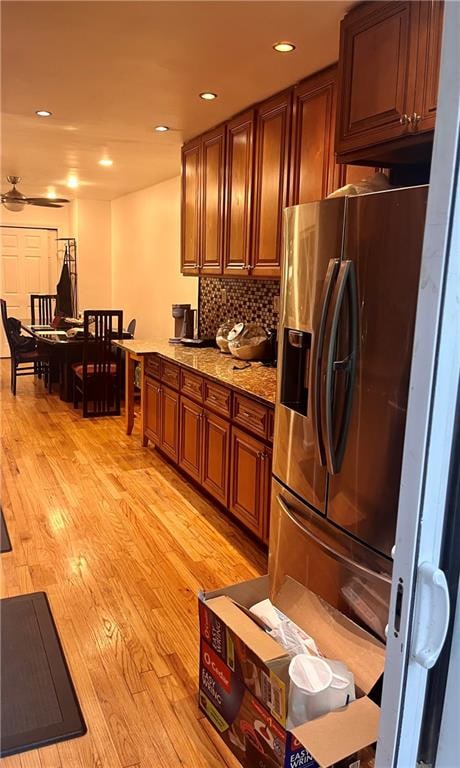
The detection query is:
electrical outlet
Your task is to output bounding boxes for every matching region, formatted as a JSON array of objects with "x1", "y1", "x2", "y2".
[
  {"x1": 273, "y1": 294, "x2": 280, "y2": 313},
  {"x1": 221, "y1": 288, "x2": 227, "y2": 304}
]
